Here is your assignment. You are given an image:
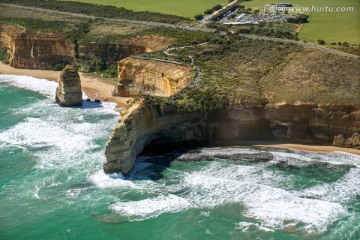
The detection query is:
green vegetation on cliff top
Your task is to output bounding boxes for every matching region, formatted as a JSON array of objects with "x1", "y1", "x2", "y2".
[
  {"x1": 143, "y1": 35, "x2": 360, "y2": 111},
  {"x1": 58, "y1": 0, "x2": 228, "y2": 19},
  {"x1": 0, "y1": 0, "x2": 189, "y2": 24}
]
